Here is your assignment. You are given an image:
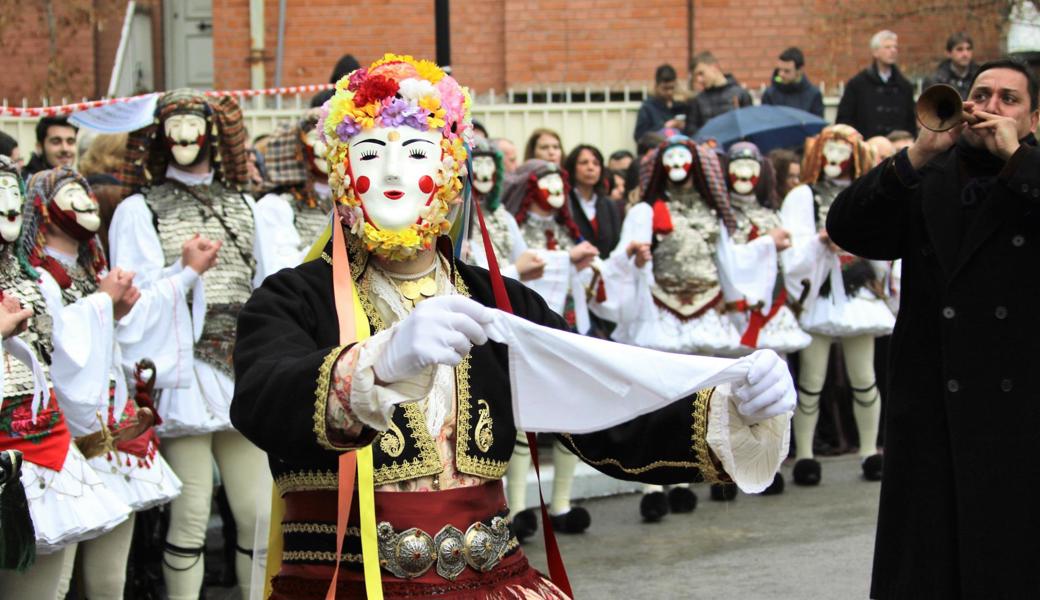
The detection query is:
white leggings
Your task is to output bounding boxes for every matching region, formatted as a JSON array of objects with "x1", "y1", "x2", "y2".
[
  {"x1": 793, "y1": 333, "x2": 882, "y2": 460},
  {"x1": 0, "y1": 543, "x2": 74, "y2": 600},
  {"x1": 161, "y1": 430, "x2": 272, "y2": 600},
  {"x1": 506, "y1": 432, "x2": 581, "y2": 517}
]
